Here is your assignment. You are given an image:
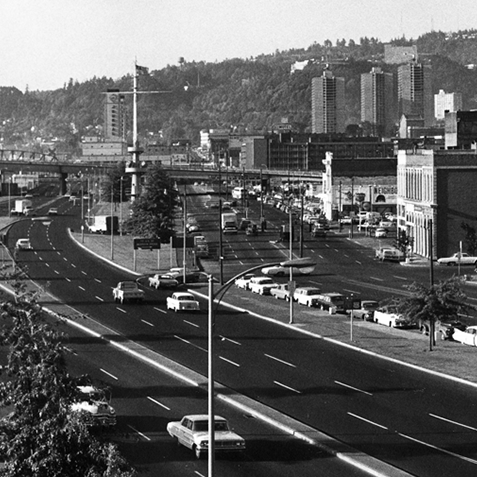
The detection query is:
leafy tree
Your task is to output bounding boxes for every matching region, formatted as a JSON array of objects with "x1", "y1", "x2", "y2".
[
  {"x1": 395, "y1": 277, "x2": 468, "y2": 350},
  {"x1": 461, "y1": 222, "x2": 477, "y2": 255},
  {"x1": 123, "y1": 162, "x2": 179, "y2": 240},
  {"x1": 0, "y1": 286, "x2": 136, "y2": 476}
]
